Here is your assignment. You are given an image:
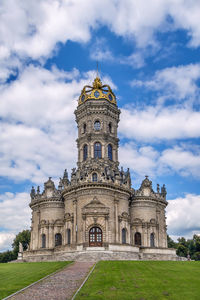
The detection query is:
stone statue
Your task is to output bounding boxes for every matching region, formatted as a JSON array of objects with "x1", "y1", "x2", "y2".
[
  {"x1": 37, "y1": 186, "x2": 40, "y2": 194},
  {"x1": 30, "y1": 186, "x2": 36, "y2": 199},
  {"x1": 19, "y1": 242, "x2": 23, "y2": 253},
  {"x1": 161, "y1": 184, "x2": 167, "y2": 196}
]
